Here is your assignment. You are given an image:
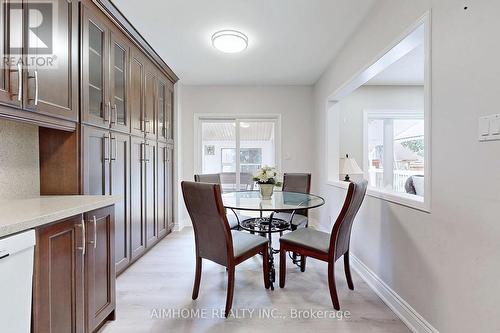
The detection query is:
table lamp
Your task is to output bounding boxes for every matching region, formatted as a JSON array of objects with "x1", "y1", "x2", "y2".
[{"x1": 341, "y1": 154, "x2": 363, "y2": 181}]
